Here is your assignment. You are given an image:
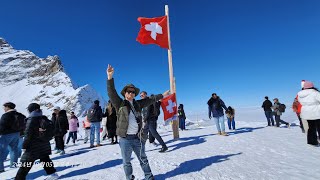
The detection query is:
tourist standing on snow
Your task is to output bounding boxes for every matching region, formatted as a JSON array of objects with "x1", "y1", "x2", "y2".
[
  {"x1": 0, "y1": 102, "x2": 25, "y2": 173},
  {"x1": 140, "y1": 91, "x2": 168, "y2": 152},
  {"x1": 208, "y1": 93, "x2": 229, "y2": 136},
  {"x1": 226, "y1": 106, "x2": 236, "y2": 130},
  {"x1": 52, "y1": 106, "x2": 69, "y2": 155},
  {"x1": 292, "y1": 98, "x2": 305, "y2": 133},
  {"x1": 15, "y1": 103, "x2": 58, "y2": 180},
  {"x1": 178, "y1": 104, "x2": 186, "y2": 131},
  {"x1": 105, "y1": 100, "x2": 118, "y2": 144},
  {"x1": 66, "y1": 112, "x2": 78, "y2": 145},
  {"x1": 262, "y1": 96, "x2": 275, "y2": 126},
  {"x1": 87, "y1": 100, "x2": 103, "y2": 148},
  {"x1": 272, "y1": 98, "x2": 290, "y2": 128},
  {"x1": 82, "y1": 116, "x2": 91, "y2": 144},
  {"x1": 101, "y1": 109, "x2": 108, "y2": 141},
  {"x1": 297, "y1": 81, "x2": 320, "y2": 146},
  {"x1": 107, "y1": 64, "x2": 169, "y2": 180}
]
